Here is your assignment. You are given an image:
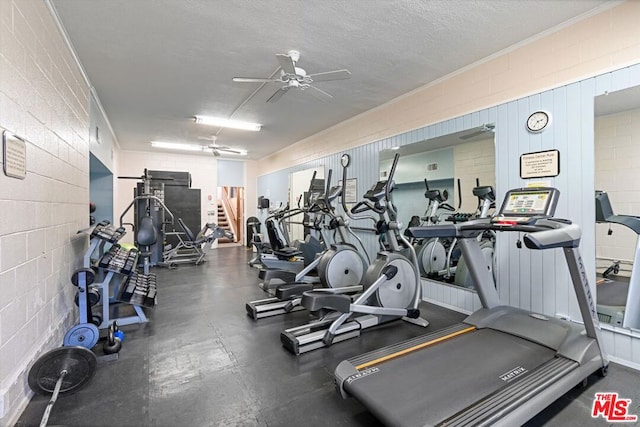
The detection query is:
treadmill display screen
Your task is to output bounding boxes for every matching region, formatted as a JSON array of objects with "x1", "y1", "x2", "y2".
[{"x1": 501, "y1": 189, "x2": 553, "y2": 217}]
